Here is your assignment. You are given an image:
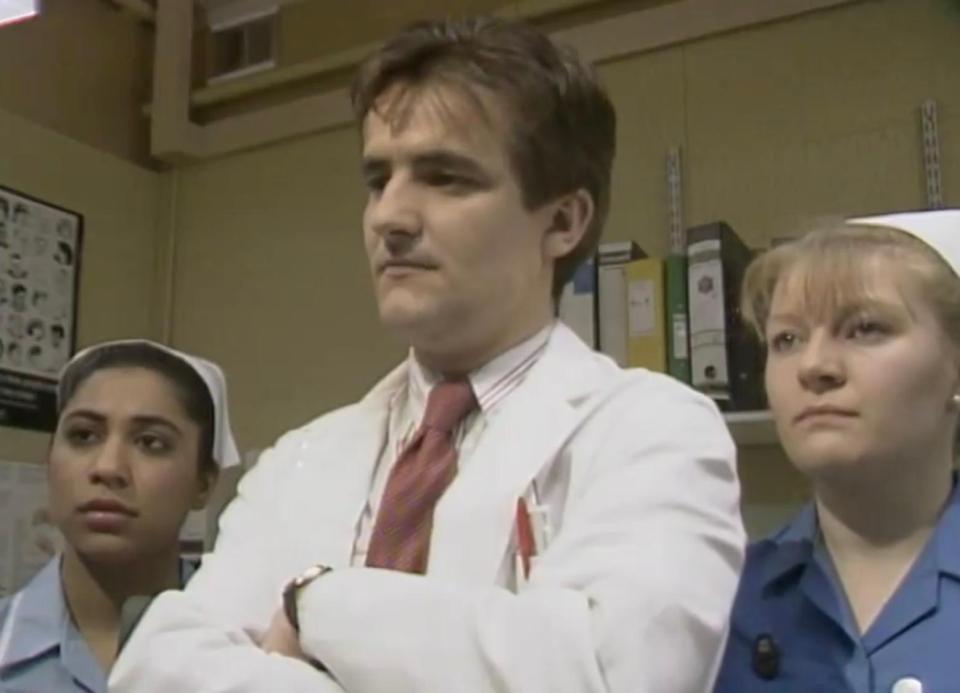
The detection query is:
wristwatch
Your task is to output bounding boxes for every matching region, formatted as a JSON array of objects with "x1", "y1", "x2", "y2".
[{"x1": 282, "y1": 564, "x2": 332, "y2": 633}]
